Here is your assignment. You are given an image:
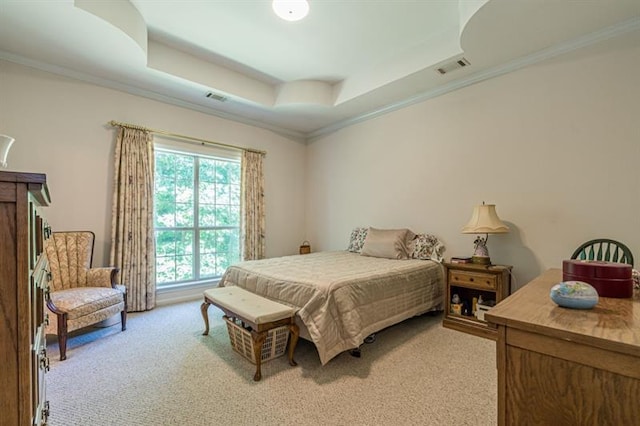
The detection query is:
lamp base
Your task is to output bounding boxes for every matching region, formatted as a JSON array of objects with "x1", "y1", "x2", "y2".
[{"x1": 472, "y1": 255, "x2": 491, "y2": 265}]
